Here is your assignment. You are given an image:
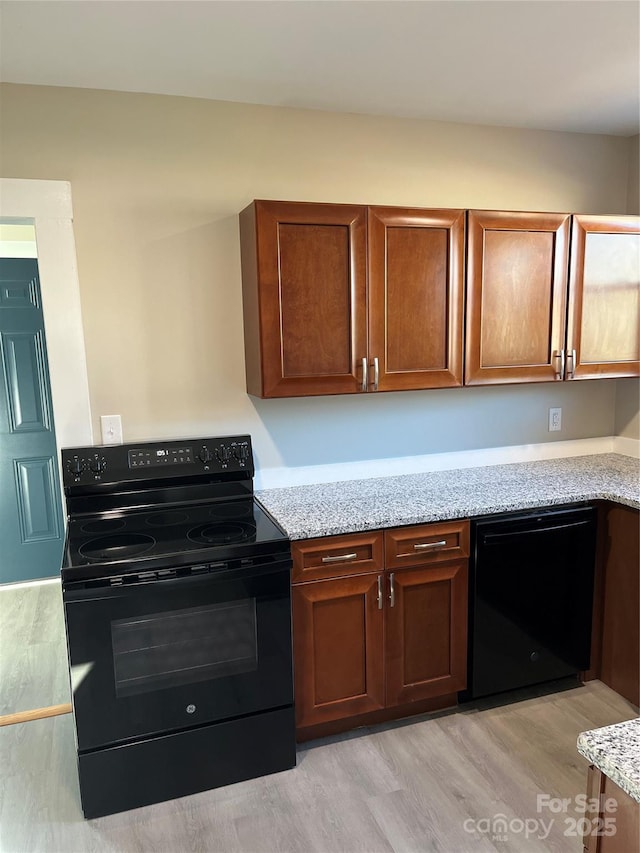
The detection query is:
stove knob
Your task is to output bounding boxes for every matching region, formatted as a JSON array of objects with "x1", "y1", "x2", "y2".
[
  {"x1": 199, "y1": 447, "x2": 212, "y2": 464},
  {"x1": 90, "y1": 457, "x2": 106, "y2": 473},
  {"x1": 216, "y1": 446, "x2": 230, "y2": 463},
  {"x1": 67, "y1": 458, "x2": 85, "y2": 475},
  {"x1": 234, "y1": 445, "x2": 250, "y2": 461}
]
